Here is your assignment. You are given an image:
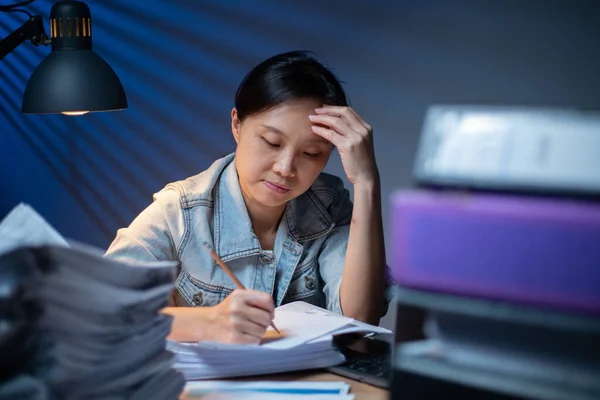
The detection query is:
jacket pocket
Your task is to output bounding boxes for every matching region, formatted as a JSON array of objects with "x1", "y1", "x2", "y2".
[
  {"x1": 285, "y1": 256, "x2": 319, "y2": 301},
  {"x1": 175, "y1": 268, "x2": 233, "y2": 307}
]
